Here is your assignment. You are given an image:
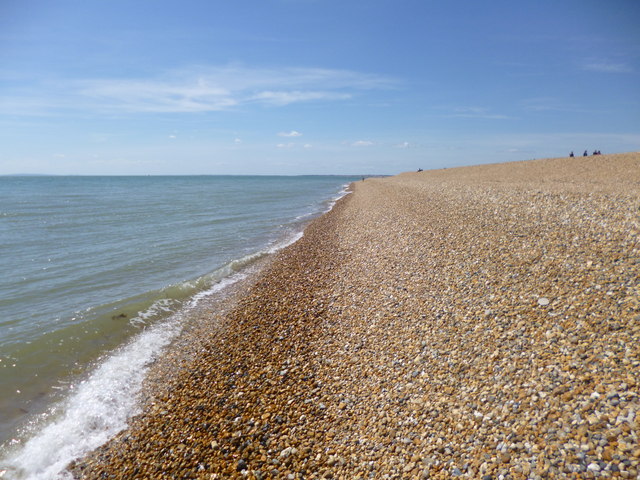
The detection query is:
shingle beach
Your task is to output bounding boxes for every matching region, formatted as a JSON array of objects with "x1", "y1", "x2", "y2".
[{"x1": 72, "y1": 153, "x2": 639, "y2": 479}]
